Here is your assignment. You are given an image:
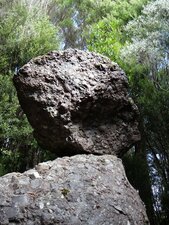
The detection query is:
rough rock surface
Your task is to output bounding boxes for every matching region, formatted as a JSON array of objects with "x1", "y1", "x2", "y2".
[
  {"x1": 13, "y1": 49, "x2": 140, "y2": 156},
  {"x1": 0, "y1": 154, "x2": 149, "y2": 225}
]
